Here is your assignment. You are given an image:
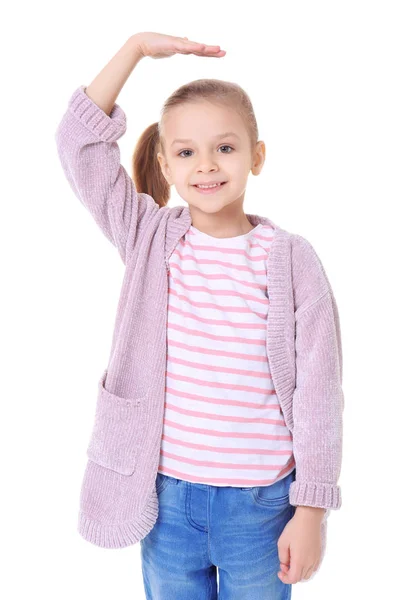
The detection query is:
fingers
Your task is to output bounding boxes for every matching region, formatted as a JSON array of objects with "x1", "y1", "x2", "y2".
[
  {"x1": 279, "y1": 562, "x2": 317, "y2": 584},
  {"x1": 177, "y1": 38, "x2": 226, "y2": 57},
  {"x1": 302, "y1": 561, "x2": 318, "y2": 581}
]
